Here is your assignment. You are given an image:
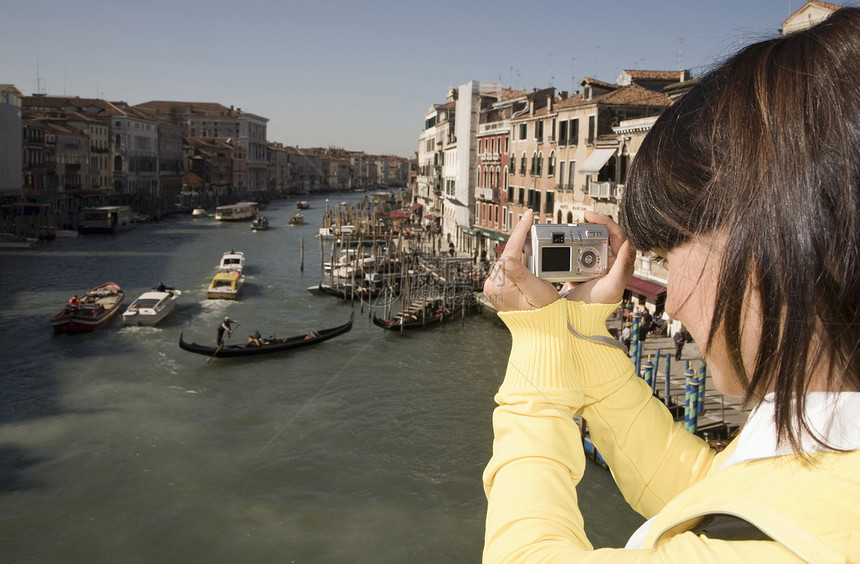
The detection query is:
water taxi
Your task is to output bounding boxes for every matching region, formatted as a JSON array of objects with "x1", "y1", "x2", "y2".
[
  {"x1": 50, "y1": 282, "x2": 125, "y2": 332},
  {"x1": 214, "y1": 202, "x2": 259, "y2": 221},
  {"x1": 207, "y1": 271, "x2": 244, "y2": 299},
  {"x1": 122, "y1": 288, "x2": 181, "y2": 326},
  {"x1": 288, "y1": 213, "x2": 305, "y2": 226},
  {"x1": 218, "y1": 250, "x2": 245, "y2": 272}
]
